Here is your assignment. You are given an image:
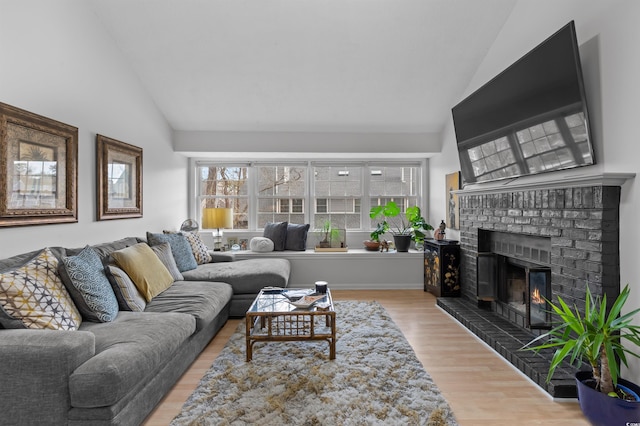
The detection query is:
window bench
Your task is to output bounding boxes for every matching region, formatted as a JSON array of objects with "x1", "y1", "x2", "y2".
[{"x1": 233, "y1": 248, "x2": 423, "y2": 290}]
